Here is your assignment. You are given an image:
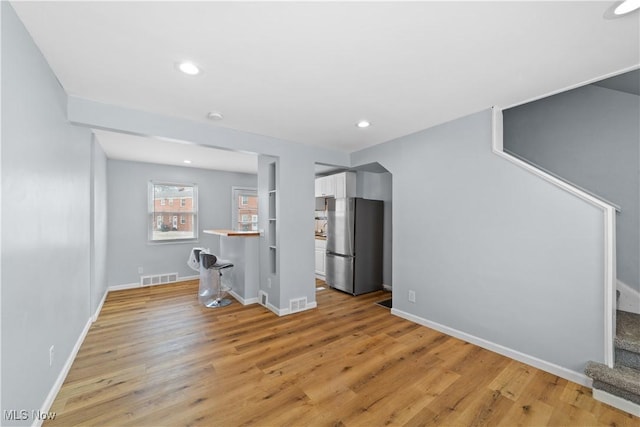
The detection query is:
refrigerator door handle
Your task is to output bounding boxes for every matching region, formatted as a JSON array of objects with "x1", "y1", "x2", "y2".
[{"x1": 326, "y1": 250, "x2": 353, "y2": 258}]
